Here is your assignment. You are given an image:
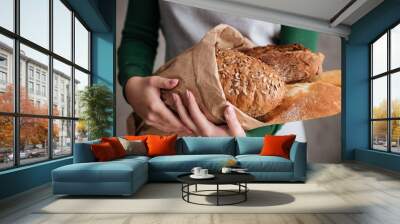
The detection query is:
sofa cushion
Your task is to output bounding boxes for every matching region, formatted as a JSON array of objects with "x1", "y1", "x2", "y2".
[
  {"x1": 149, "y1": 154, "x2": 235, "y2": 172},
  {"x1": 53, "y1": 157, "x2": 148, "y2": 183},
  {"x1": 236, "y1": 155, "x2": 293, "y2": 172},
  {"x1": 260, "y1": 135, "x2": 296, "y2": 159},
  {"x1": 91, "y1": 142, "x2": 118, "y2": 161},
  {"x1": 73, "y1": 140, "x2": 100, "y2": 163},
  {"x1": 236, "y1": 137, "x2": 263, "y2": 155},
  {"x1": 179, "y1": 137, "x2": 235, "y2": 155},
  {"x1": 147, "y1": 135, "x2": 177, "y2": 157}
]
